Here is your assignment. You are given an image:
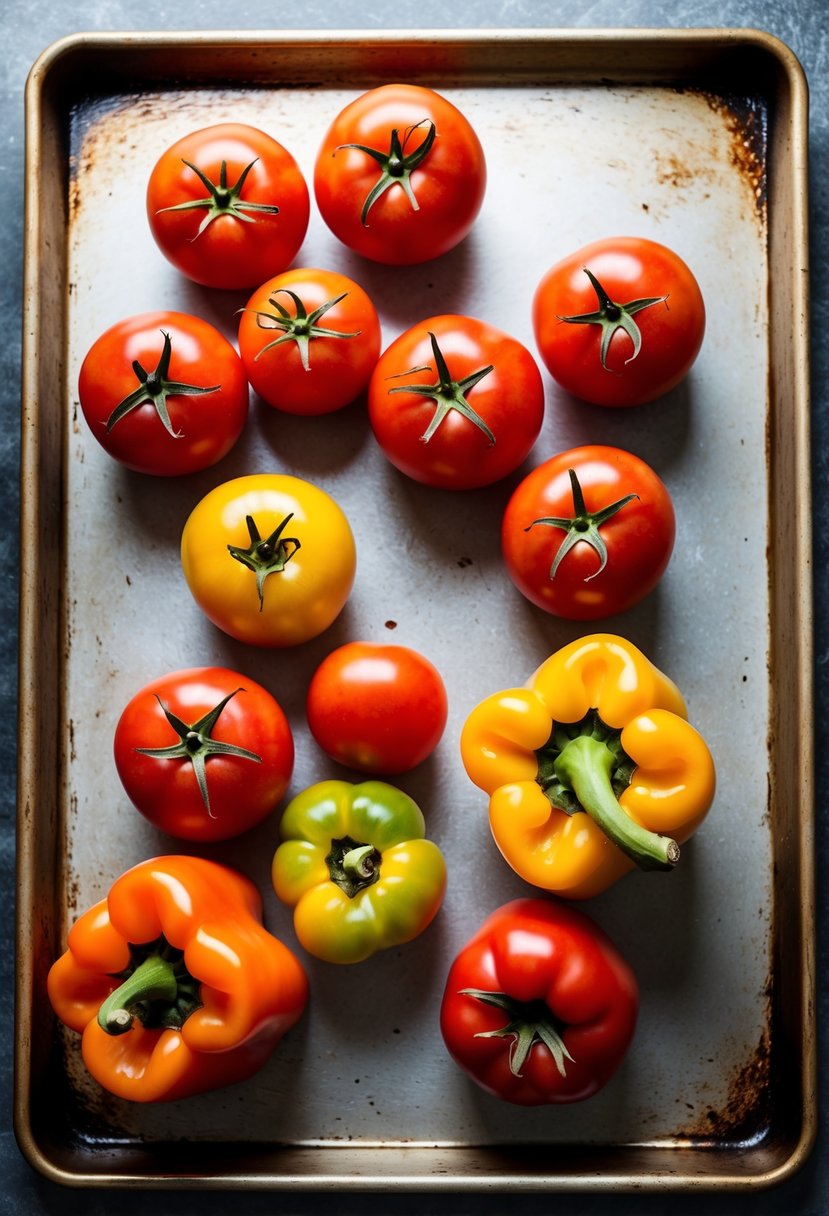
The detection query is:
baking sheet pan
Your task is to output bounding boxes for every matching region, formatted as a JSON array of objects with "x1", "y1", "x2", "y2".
[{"x1": 16, "y1": 29, "x2": 813, "y2": 1190}]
